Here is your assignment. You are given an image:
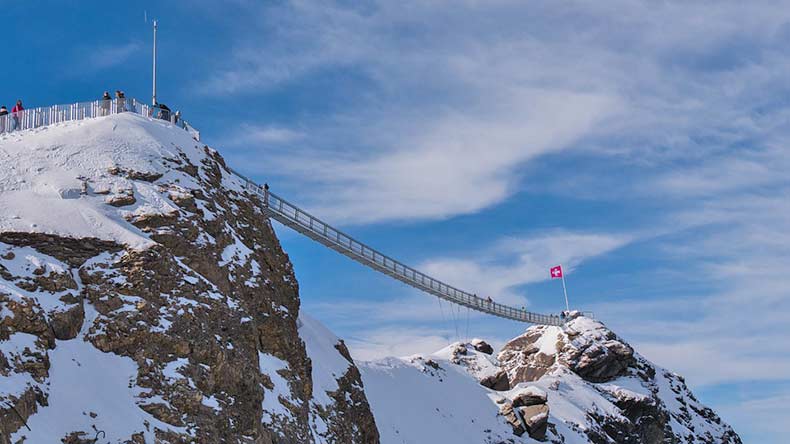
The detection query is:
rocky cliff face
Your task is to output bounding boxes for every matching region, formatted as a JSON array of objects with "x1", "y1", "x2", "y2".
[
  {"x1": 358, "y1": 313, "x2": 741, "y2": 444},
  {"x1": 0, "y1": 114, "x2": 379, "y2": 443}
]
